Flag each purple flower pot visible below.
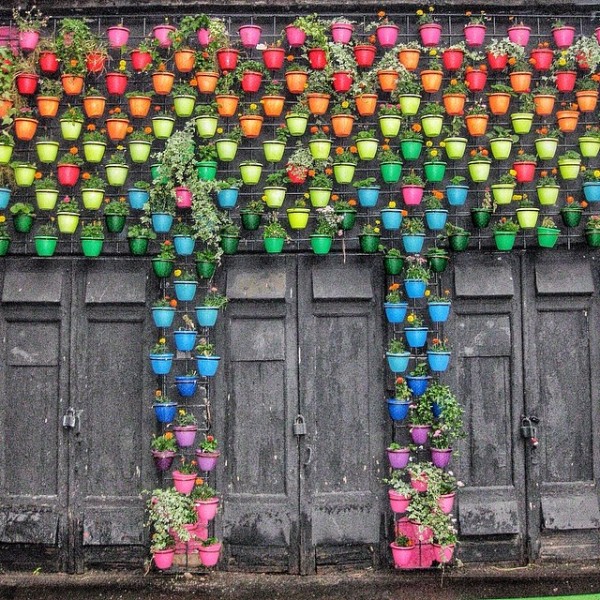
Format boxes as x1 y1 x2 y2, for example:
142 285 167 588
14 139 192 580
387 447 410 469
195 450 220 472
410 424 431 445
152 450 176 471
431 448 453 468
174 425 198 448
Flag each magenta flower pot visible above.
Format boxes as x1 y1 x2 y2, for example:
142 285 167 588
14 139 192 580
410 424 431 445
401 185 424 206
175 186 192 208
174 425 198 448
153 549 175 570
388 490 410 513
463 24 486 46
198 543 222 567
152 450 176 471
172 470 197 495
238 24 262 48
376 24 399 48
285 25 306 47
19 30 40 51
437 492 456 514
195 498 219 522
387 447 410 469
107 25 130 48
419 23 442 46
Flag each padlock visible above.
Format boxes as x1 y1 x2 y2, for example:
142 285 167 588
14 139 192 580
293 415 307 436
63 408 76 429
520 415 539 440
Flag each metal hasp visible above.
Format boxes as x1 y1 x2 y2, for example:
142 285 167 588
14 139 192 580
293 414 307 436
62 407 76 429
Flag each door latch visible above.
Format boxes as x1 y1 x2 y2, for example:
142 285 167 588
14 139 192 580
293 415 307 436
63 408 76 429
521 415 540 447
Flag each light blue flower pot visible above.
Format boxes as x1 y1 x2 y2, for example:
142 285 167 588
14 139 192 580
357 186 380 208
151 212 173 233
384 302 408 323
402 233 425 253
427 351 451 372
149 353 174 375
385 351 411 373
174 235 196 256
404 327 428 348
425 209 448 231
446 184 469 206
195 306 219 327
174 330 198 352
151 307 175 328
583 182 600 202
381 208 403 230
127 188 149 209
404 279 427 299
217 187 239 209
427 302 451 323
153 402 178 423
174 281 198 302
196 355 221 377
0 187 10 209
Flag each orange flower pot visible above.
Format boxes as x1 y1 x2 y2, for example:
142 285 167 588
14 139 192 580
330 114 356 138
285 70 308 94
556 110 580 133
420 70 443 93
260 96 285 117
0 98 13 118
575 90 599 113
83 95 106 119
14 117 39 141
174 49 196 73
377 69 399 92
239 115 264 138
61 74 85 96
509 71 532 93
307 93 330 115
36 95 60 118
355 94 378 116
533 94 556 116
487 92 511 115
105 118 130 141
152 71 175 95
195 71 219 94
128 95 152 118
442 93 466 116
216 94 240 117
398 49 420 71
465 114 489 137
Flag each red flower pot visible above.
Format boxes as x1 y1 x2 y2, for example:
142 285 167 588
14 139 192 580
241 71 263 93
465 69 487 92
552 26 575 49
39 51 59 73
308 48 327 70
262 47 285 70
105 72 128 95
555 70 577 92
216 48 239 71
130 49 153 72
513 161 536 183
15 73 39 95
530 48 553 71
354 44 376 68
487 52 507 71
442 49 464 70
332 70 353 92
287 164 308 184
57 164 81 186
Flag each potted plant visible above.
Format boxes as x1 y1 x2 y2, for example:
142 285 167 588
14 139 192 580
33 222 57 257
195 287 227 329
152 390 178 423
400 170 425 206
403 254 430 298
445 175 469 206
149 337 174 375
310 206 341 255
537 216 560 249
127 223 156 256
385 338 410 374
359 223 381 253
80 221 105 257
331 147 358 184
103 199 129 234
492 217 520 251
382 471 413 514
405 312 428 350
407 383 433 439
262 213 289 254
384 282 408 324
585 215 600 247
195 337 221 377
401 216 426 254
195 434 220 472
150 431 177 472
353 176 380 208
191 479 219 523
427 289 452 323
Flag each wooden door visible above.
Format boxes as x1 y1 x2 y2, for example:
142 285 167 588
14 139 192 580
218 255 385 573
0 258 152 572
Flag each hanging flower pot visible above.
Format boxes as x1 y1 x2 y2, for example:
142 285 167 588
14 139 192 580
239 115 264 138
127 95 152 118
239 161 263 185
172 48 195 73
446 184 469 206
489 137 513 161
419 23 442 46
82 141 106 164
388 490 410 514
376 24 399 48
557 157 581 180
465 114 489 137
380 161 402 183
263 186 286 208
467 160 491 183
423 161 446 183
309 234 332 255
129 48 152 72
57 211 80 234
262 140 286 163
332 70 353 92
551 25 576 48
398 94 421 116
105 117 129 142
15 73 39 95
330 21 353 43
491 184 515 205
384 301 408 323
579 136 600 161
354 44 376 67
385 351 411 373
420 115 443 138
57 163 81 187
443 137 467 160
18 29 39 51
14 117 38 141
536 185 560 206
152 116 176 140
510 112 534 135
556 109 580 133
402 233 425 254
555 71 577 93
215 139 239 163
377 69 398 92
197 161 218 181
420 69 443 93
357 186 380 208
537 225 560 248
509 71 532 93
494 231 518 251
286 207 310 230
464 23 486 46
216 48 240 71
530 48 553 71
262 47 285 70
534 137 558 160
152 23 176 47
127 140 151 164
306 93 330 116
238 23 262 48
285 113 309 137
487 51 508 71
398 49 420 71
61 74 84 96
39 51 59 74
427 350 451 372
575 90 598 113
513 160 537 183
12 163 36 187
399 139 422 161
405 326 428 349
425 209 448 231
516 207 540 229
152 71 175 95
285 70 309 94
82 95 106 119
195 71 219 94
332 162 356 184
308 187 331 207
81 188 105 210
34 235 57 257
533 94 556 117
378 115 402 138
428 301 451 323
442 93 466 116
308 139 332 160
507 25 531 46
105 72 128 96
442 48 464 70
35 140 59 164
196 355 221 377
241 70 263 93
487 92 511 115
401 185 424 206
330 114 355 138
583 181 600 202
105 164 129 187
465 68 487 92
34 95 59 118
35 188 59 210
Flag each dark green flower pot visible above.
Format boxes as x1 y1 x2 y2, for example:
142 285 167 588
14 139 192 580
105 214 127 233
310 234 332 255
152 258 174 278
81 238 104 257
448 232 470 251
585 230 600 247
471 208 492 228
560 208 582 228
359 233 381 253
128 237 149 256
220 234 239 255
0 237 9 256
240 211 261 231
196 260 217 279
34 236 57 257
427 255 449 273
336 209 356 231
384 255 404 275
13 214 34 233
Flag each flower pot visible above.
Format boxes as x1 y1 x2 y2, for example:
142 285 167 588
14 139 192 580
446 185 469 206
401 185 424 207
376 24 399 48
310 234 333 255
16 73 39 95
216 188 239 209
36 95 60 118
465 114 489 137
263 140 286 163
308 48 327 70
262 47 285 70
195 306 220 328
384 302 408 324
585 230 600 247
105 164 129 186
13 164 36 187
513 161 536 183
216 48 240 71
388 490 410 514
61 74 84 96
442 48 464 70
494 231 517 251
35 140 59 164
467 160 491 183
308 188 331 208
14 117 38 141
437 492 456 514
196 355 221 377
465 68 487 91
173 95 196 118
57 212 80 234
433 544 455 564
152 306 175 328
152 258 174 279
536 186 560 206
442 93 466 116
0 187 9 209
354 44 376 67
537 226 560 248
530 48 553 71
555 71 577 93
464 23 486 46
384 254 403 275
285 114 308 137
0 143 13 165
198 542 222 567
264 237 285 254
105 117 130 142
557 159 581 180
130 49 152 71
380 162 402 183
263 187 286 208
34 236 57 257
398 94 421 116
128 237 149 255
489 137 513 160
152 450 176 472
153 402 177 424
13 213 34 233
83 141 106 164
172 470 197 495
404 278 426 298
287 207 310 230
579 136 600 158
428 302 451 323
509 71 532 93
431 447 453 468
195 71 219 94
420 69 443 93
428 254 448 273
355 138 378 160
107 25 130 48
387 445 410 467
149 353 174 376
195 496 219 522
332 70 353 92
336 209 356 231
420 115 443 138
174 281 198 302
409 423 431 444
197 161 218 181
556 109 579 132
405 327 428 348
443 137 467 160
425 209 448 231
174 425 198 448
81 238 103 257
174 330 197 353
220 235 239 255
332 163 356 185
399 139 423 161
357 186 380 208
385 352 410 373
128 141 152 163
39 51 59 74
151 212 173 234
381 209 403 230
419 22 442 46
330 114 355 138
285 71 309 94
239 24 262 47
175 375 198 398
57 164 80 187
239 115 264 138
427 351 451 372
153 549 175 570
576 90 598 113
390 542 417 568
196 259 218 278
423 161 446 183
128 188 149 210
359 234 380 253
508 25 531 46
471 207 492 229
81 188 105 210
491 184 515 205
378 115 401 138
487 92 511 115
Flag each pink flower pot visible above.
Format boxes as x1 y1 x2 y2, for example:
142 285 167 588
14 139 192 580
175 186 192 208
433 543 455 564
464 24 486 47
153 548 175 570
507 25 531 46
171 523 197 554
285 25 306 47
376 24 399 48
410 475 428 493
195 450 220 472
331 23 353 43
107 25 130 48
195 498 219 522
401 185 424 206
198 542 222 567
437 492 456 514
390 542 416 568
238 24 262 48
19 30 40 51
552 26 575 49
388 489 410 513
419 23 442 46
174 425 198 448
153 24 176 48
197 28 211 45
172 470 197 495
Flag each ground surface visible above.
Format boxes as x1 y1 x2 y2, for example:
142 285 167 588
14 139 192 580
1 563 600 600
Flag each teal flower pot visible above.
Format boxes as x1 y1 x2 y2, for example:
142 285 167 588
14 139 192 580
217 188 239 209
196 355 221 377
357 186 380 208
173 235 195 256
446 185 469 206
151 212 173 233
174 330 198 352
427 351 451 372
402 233 425 254
404 279 427 299
127 188 149 209
381 209 403 230
152 307 175 328
386 352 411 373
150 353 174 375
384 302 408 323
425 209 448 231
427 302 451 323
195 306 219 327
174 281 198 302
405 327 428 348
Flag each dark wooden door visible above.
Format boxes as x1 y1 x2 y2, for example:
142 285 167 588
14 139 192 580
218 255 385 573
0 258 152 572
448 250 600 564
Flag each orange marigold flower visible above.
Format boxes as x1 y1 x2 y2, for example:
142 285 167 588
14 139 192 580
196 477 204 485
465 65 473 73
157 63 166 72
401 209 408 217
581 200 588 208
126 126 133 133
169 298 177 307
389 283 400 291
349 145 357 153
144 126 152 134
189 79 197 86
108 108 115 115
70 59 78 67
87 123 96 131
164 432 174 440
481 148 488 156
465 10 472 16
433 190 443 200
368 34 376 43
322 125 330 133
411 123 422 132
154 105 161 112
308 169 315 177
310 126 318 134
155 389 162 397
69 146 78 155
382 144 390 151
508 57 516 66
378 10 386 17
566 195 574 204
551 168 557 174
331 194 339 201
470 149 477 156
286 54 294 61
480 65 487 72
335 146 344 155
34 171 42 179
396 376 404 383
348 198 357 206
325 167 333 175
114 107 121 114
450 78 458 86
82 172 91 180
518 148 524 155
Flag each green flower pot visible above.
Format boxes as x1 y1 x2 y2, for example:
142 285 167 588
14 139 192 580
535 137 558 161
470 208 492 228
0 237 10 256
0 143 14 165
308 187 331 208
81 189 105 210
560 207 582 228
585 230 600 247
105 164 129 187
239 162 263 185
448 232 470 251
35 189 59 211
558 160 581 180
398 94 421 116
173 95 196 118
399 139 423 161
152 117 176 139
494 231 517 251
13 214 34 233
81 237 104 257
332 163 356 185
34 236 57 257
287 208 310 230
310 234 333 255
510 112 534 135
285 114 308 137
57 212 80 234
13 165 36 187
355 138 378 160
308 139 332 160
380 161 402 183
443 137 467 160
194 115 218 139
516 208 540 229
105 214 126 233
262 141 286 163
82 141 106 164
196 260 217 279
197 161 218 181
240 211 262 231
578 136 600 158
384 255 404 275
36 140 59 163
263 186 286 209
378 115 401 137
220 234 240 255
60 119 83 141
128 141 152 163
427 254 448 273
536 185 560 206
537 226 560 248
420 115 443 138
128 237 149 255
152 258 174 278
215 139 238 162
264 237 285 253
335 209 356 231
423 161 446 183
359 233 380 253
491 184 515 205
468 160 491 183
489 137 513 161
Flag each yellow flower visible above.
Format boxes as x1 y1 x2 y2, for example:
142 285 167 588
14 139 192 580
439 141 446 148
217 127 223 134
250 103 257 110
174 269 182 277
407 314 414 323
304 192 309 198
389 201 397 208
594 170 600 177
429 49 437 56
430 149 438 157
375 219 380 225
119 59 126 70
416 9 424 15
373 227 380 233
512 194 522 201
425 140 433 147
159 337 166 344
424 289 431 297
0 215 5 223
558 57 567 66
509 169 517 177
341 100 349 108
178 409 185 415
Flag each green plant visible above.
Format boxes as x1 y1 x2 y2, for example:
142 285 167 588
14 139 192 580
103 199 130 216
191 481 218 501
382 471 413 497
420 102 445 116
401 217 425 235
263 214 289 240
423 193 443 210
401 170 424 186
82 130 107 143
265 170 289 187
332 147 358 164
172 221 194 236
387 338 407 355
428 289 452 303
241 198 265 214
377 146 402 163
106 150 127 165
12 5 49 31
406 311 424 328
127 224 157 239
408 395 434 426
58 152 84 166
175 408 197 427
33 176 58 191
404 254 430 281
81 221 104 238
378 103 402 117
80 173 107 190
424 383 465 449
386 282 403 303
394 375 411 400
495 172 516 186
174 267 196 282
195 338 215 357
310 171 333 189
128 129 154 143
155 240 176 260
313 205 341 236
145 487 195 551
393 534 414 547
151 432 177 453
536 173 558 187
585 215 600 230
540 216 557 229
151 337 170 354
145 182 176 216
199 433 218 453
353 176 377 188
558 150 581 162
492 217 520 233
56 195 80 214
582 167 600 183
203 287 228 308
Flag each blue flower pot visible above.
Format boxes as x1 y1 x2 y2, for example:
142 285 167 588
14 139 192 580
425 209 448 231
431 401 442 419
0 187 10 209
386 352 411 373
174 330 198 352
406 375 430 396
380 209 403 230
151 212 174 233
384 302 408 323
149 353 174 375
404 279 427 299
402 233 425 253
357 186 380 208
583 182 600 202
174 235 196 256
427 302 451 323
153 402 178 423
217 187 239 209
174 281 198 302
446 184 469 206
387 399 411 421
175 376 198 398
196 355 221 377
427 351 451 372
152 307 175 328
195 306 219 327
404 327 428 348
127 188 149 209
